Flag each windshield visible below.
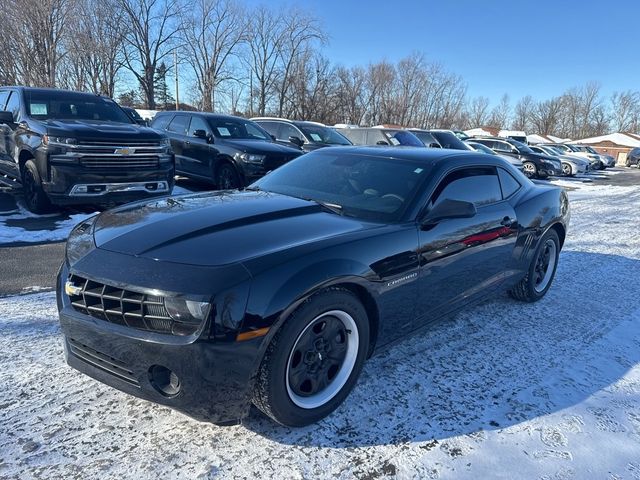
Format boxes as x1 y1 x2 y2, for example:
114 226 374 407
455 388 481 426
299 124 352 145
412 131 440 147
208 117 271 141
251 151 430 222
384 130 425 147
467 142 496 155
584 146 598 154
25 91 133 123
507 139 534 154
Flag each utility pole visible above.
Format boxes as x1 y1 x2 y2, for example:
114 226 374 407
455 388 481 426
174 50 179 110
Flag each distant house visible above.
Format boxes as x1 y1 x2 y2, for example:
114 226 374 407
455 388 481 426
527 134 572 144
572 132 640 164
465 127 499 137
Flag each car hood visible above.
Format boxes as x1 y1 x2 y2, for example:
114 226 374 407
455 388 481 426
44 119 165 141
93 191 376 266
220 139 302 155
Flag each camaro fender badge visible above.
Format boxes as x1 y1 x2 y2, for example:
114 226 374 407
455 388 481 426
386 272 418 288
65 281 82 296
115 147 134 155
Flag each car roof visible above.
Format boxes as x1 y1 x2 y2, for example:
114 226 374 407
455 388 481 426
0 86 110 98
250 116 326 127
156 111 255 121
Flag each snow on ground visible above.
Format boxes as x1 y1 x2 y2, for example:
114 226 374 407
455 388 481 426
0 201 94 244
1 179 640 479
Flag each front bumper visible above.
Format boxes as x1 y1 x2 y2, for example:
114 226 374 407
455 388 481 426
56 259 260 425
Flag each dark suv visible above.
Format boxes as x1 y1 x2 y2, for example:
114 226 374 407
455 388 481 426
334 127 425 147
471 137 562 179
626 147 640 168
0 87 174 213
152 112 301 189
251 117 352 152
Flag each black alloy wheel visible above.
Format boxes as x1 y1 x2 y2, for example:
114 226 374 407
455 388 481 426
510 229 560 302
216 163 241 190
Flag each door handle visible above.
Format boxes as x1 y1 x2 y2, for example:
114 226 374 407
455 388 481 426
185 140 191 145
501 216 516 227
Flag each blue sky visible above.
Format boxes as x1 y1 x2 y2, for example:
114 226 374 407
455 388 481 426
247 0 638 106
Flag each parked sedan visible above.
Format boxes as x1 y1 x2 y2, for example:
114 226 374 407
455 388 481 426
151 112 301 189
544 143 603 170
529 145 589 176
58 146 569 427
626 147 640 167
466 140 524 170
472 137 562 179
570 144 615 168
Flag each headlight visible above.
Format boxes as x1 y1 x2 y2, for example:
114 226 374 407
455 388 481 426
66 214 98 265
164 297 210 324
236 153 266 164
43 135 78 147
159 137 171 147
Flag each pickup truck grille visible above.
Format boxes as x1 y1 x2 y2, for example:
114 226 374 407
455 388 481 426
72 141 165 169
66 274 191 335
80 156 159 169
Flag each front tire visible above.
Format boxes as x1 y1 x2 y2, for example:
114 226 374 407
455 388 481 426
510 229 560 302
215 163 241 190
22 160 52 213
562 163 573 177
523 161 537 178
253 288 370 427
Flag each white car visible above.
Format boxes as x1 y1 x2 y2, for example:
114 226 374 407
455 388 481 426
465 141 524 170
530 145 589 176
541 144 603 170
570 144 616 168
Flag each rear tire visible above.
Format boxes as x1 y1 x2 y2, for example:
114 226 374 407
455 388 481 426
562 163 573 176
510 229 560 302
22 160 52 214
253 288 370 427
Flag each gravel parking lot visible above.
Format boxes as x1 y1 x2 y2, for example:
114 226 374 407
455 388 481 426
1 170 640 479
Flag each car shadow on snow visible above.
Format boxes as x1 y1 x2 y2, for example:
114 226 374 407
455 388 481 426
242 251 640 448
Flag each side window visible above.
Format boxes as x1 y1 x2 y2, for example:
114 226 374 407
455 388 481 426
493 141 512 153
278 123 303 142
0 91 9 111
5 92 22 122
257 121 278 137
188 115 210 136
432 167 502 207
340 129 365 145
497 167 521 198
371 130 390 145
167 114 189 135
151 114 171 131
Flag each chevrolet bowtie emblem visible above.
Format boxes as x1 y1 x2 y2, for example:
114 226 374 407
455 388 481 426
114 147 134 155
65 281 82 296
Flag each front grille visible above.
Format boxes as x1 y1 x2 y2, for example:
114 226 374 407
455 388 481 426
67 274 179 334
264 154 297 170
68 338 140 387
80 156 159 169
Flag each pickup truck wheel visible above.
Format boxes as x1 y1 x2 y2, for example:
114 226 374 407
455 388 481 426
216 163 240 190
253 288 369 427
509 229 560 302
22 160 52 214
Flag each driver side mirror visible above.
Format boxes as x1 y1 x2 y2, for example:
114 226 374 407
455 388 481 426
0 111 14 124
428 142 441 148
421 199 477 226
194 129 213 143
376 140 389 145
288 135 304 147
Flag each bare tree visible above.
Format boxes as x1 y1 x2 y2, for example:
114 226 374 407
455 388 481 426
467 96 490 127
118 0 181 109
512 95 534 131
275 8 324 117
180 0 245 111
531 97 564 135
610 90 640 133
488 94 510 129
244 6 286 116
334 65 368 125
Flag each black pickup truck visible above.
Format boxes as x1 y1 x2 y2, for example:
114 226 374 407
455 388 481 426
0 87 175 213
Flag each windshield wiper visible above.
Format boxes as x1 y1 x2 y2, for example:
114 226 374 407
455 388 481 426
311 199 344 216
244 185 262 191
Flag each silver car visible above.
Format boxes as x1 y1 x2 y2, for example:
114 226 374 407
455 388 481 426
530 145 589 176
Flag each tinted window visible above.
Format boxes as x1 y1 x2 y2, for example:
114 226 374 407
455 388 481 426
367 130 388 145
151 114 172 131
298 124 351 145
167 115 189 135
256 121 279 137
209 117 270 140
430 131 471 150
498 168 521 198
493 141 513 153
0 91 9 111
412 131 439 147
188 115 211 136
278 123 303 142
338 129 366 145
252 151 430 222
384 130 424 147
24 91 130 123
432 167 502 207
5 92 21 122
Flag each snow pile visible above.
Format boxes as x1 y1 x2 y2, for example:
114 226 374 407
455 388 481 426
1 181 640 479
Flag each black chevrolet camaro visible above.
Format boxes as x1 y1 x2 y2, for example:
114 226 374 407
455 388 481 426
57 146 570 427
